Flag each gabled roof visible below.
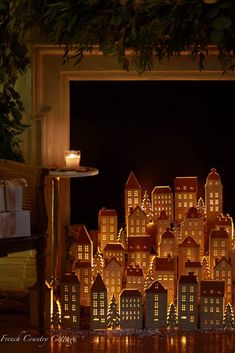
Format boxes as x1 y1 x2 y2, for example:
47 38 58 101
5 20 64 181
146 280 167 294
210 228 228 239
152 186 172 194
207 168 221 180
103 256 122 269
69 224 92 244
103 243 124 251
125 171 141 189
120 289 142 298
214 256 232 269
179 272 198 284
179 236 199 248
91 273 107 292
201 280 224 297
129 205 146 218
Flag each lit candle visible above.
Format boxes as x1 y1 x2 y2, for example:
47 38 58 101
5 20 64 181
64 150 81 169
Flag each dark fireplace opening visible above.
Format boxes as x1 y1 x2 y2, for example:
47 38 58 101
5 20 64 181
70 80 234 230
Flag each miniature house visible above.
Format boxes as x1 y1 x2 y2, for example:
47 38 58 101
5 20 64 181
200 280 225 330
60 272 80 328
120 289 143 329
213 257 232 305
98 208 118 252
103 257 122 306
73 261 92 307
90 273 107 329
174 176 198 224
153 255 176 305
124 171 142 226
151 186 174 223
127 206 147 237
180 207 204 256
126 265 144 295
178 236 200 278
127 235 151 276
159 228 177 258
103 243 125 268
209 228 229 274
177 272 198 331
145 280 167 329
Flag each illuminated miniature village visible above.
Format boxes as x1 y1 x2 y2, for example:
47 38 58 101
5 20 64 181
39 168 235 331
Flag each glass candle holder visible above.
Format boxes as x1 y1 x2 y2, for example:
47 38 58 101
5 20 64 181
64 150 81 169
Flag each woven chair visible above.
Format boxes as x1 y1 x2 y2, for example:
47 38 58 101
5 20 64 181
0 159 49 333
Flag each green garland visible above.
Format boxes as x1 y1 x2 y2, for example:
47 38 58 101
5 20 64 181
38 0 235 72
0 0 235 160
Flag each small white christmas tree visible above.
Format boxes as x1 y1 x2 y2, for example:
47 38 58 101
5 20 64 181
107 295 120 329
141 190 153 223
92 247 104 279
117 227 127 250
197 197 206 219
201 256 210 280
167 302 177 329
224 303 235 329
144 269 154 291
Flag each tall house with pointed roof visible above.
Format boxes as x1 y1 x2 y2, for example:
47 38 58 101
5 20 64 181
60 272 80 328
205 168 223 222
178 272 198 331
152 256 176 305
181 207 205 257
178 236 200 278
98 208 118 253
90 273 107 329
159 228 177 258
145 280 167 329
209 228 229 274
213 257 232 305
174 176 198 224
127 206 147 237
103 257 122 306
200 280 225 329
205 168 223 249
184 260 202 298
120 289 143 329
69 224 93 263
125 172 142 227
151 186 174 223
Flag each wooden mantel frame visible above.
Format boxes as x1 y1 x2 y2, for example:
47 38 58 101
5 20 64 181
32 44 235 166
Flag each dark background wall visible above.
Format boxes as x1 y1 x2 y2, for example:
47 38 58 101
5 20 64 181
70 80 234 230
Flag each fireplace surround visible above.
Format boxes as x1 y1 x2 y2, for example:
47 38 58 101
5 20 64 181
32 45 235 167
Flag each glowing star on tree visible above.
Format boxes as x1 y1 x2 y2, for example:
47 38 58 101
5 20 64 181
141 190 153 223
107 295 120 329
